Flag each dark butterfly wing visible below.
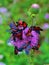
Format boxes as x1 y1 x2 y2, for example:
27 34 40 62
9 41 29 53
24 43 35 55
9 22 17 30
34 27 43 31
35 30 40 34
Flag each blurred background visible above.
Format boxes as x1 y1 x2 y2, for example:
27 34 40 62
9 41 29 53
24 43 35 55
0 0 49 65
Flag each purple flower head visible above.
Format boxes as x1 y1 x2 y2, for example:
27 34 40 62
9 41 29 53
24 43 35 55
0 7 7 13
0 62 6 65
31 4 40 9
42 23 49 29
45 13 49 19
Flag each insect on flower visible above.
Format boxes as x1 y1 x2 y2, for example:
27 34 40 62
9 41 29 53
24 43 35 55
8 19 43 55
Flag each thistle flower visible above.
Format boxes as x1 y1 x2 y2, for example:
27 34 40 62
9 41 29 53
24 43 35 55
31 4 40 9
45 13 49 19
30 3 40 14
9 21 42 55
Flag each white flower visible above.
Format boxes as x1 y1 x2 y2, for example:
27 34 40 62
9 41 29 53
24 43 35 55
18 52 22 54
18 50 25 55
